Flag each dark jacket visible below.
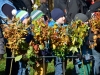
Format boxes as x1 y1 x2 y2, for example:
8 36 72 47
95 38 100 53
10 0 32 14
66 0 81 22
38 3 51 18
54 0 67 12
88 28 100 53
86 1 100 19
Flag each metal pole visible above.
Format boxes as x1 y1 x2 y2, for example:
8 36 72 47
63 60 65 75
43 56 46 75
6 57 15 59
6 55 78 58
6 55 93 58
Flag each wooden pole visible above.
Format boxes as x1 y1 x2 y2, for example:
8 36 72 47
43 56 46 75
9 50 14 75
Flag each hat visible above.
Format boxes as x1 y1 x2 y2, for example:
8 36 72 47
30 10 44 21
12 9 29 22
51 8 65 21
74 13 88 22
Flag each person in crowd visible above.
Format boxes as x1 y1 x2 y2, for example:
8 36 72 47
0 0 17 75
30 9 52 75
86 0 100 19
91 35 100 75
86 3 100 74
73 13 92 75
87 0 100 75
51 8 66 75
1 6 31 74
11 9 32 75
88 22 100 75
88 27 100 75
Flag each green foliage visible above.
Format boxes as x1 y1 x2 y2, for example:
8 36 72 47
2 17 89 71
26 46 34 59
15 55 22 62
67 20 89 53
31 20 89 57
69 46 78 53
18 39 29 51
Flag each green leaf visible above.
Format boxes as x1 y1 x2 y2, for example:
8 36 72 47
29 46 33 51
26 54 30 59
39 44 44 50
27 50 32 54
69 46 78 53
15 55 22 62
27 48 33 55
27 60 35 66
72 36 77 45
26 46 33 59
77 38 83 46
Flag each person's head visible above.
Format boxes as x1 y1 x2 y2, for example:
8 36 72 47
30 10 45 22
12 9 30 24
51 8 65 24
74 13 89 22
